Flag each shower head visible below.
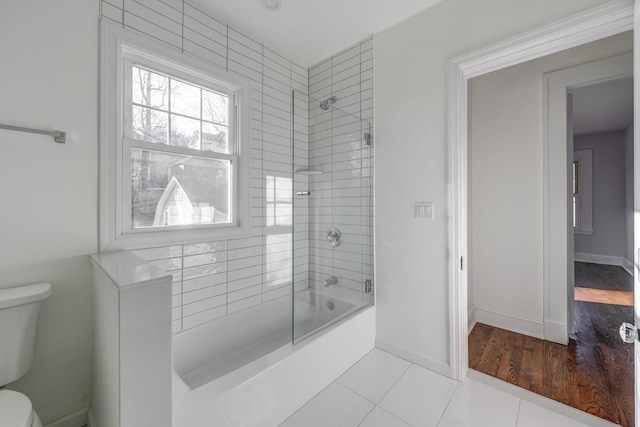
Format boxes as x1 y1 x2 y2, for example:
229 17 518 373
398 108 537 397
319 96 337 110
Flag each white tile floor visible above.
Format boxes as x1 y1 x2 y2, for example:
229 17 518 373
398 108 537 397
280 349 619 427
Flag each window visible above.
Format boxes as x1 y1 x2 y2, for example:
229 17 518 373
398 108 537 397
101 23 250 249
573 149 593 235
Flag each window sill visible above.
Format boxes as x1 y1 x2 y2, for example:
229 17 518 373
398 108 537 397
103 224 250 251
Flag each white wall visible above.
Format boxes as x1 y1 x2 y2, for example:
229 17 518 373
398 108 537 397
466 34 631 337
625 123 634 266
374 0 620 371
574 131 628 259
0 0 98 423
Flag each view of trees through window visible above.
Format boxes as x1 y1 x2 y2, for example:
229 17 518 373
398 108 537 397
129 67 232 228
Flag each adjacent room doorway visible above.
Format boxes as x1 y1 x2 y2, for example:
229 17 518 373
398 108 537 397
447 2 638 426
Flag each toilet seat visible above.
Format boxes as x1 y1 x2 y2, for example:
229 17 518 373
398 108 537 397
0 389 35 427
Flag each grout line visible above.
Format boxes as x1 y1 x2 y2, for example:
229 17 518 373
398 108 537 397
435 379 462 427
375 360 412 405
355 405 376 426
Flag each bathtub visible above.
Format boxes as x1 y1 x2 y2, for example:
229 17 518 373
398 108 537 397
172 288 371 422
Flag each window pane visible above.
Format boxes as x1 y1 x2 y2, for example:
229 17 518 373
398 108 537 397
275 177 292 202
132 67 169 109
170 80 201 118
202 122 228 153
131 148 230 228
170 114 200 149
203 90 229 125
265 175 292 227
275 203 292 226
132 105 168 143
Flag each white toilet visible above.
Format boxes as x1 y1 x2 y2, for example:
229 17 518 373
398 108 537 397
0 283 52 427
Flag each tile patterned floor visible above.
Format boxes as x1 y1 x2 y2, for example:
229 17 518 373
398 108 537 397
280 348 619 427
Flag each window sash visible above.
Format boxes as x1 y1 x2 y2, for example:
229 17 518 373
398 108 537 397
124 58 237 155
122 137 238 233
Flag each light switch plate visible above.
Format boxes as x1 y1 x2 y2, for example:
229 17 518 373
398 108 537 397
415 202 434 219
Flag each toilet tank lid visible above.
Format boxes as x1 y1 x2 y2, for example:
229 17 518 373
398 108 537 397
0 283 52 310
0 390 34 427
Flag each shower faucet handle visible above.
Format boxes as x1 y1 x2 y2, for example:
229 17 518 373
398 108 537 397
327 227 342 247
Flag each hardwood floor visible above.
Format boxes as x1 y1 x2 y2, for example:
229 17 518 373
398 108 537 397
469 263 634 426
574 287 633 306
575 262 633 292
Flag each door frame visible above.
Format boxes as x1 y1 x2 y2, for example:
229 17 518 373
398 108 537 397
545 53 633 343
447 0 634 381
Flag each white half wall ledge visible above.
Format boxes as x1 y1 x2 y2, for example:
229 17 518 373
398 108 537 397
90 251 173 427
447 0 634 381
375 338 451 378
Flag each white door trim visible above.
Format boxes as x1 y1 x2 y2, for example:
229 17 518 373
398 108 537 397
544 53 632 345
447 0 633 381
633 4 640 427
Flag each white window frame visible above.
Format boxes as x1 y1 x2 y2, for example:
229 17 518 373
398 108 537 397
573 148 593 235
100 22 250 250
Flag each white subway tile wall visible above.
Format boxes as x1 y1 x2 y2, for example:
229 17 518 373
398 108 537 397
101 0 373 333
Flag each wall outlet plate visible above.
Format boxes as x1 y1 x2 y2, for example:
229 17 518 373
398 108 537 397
415 202 434 219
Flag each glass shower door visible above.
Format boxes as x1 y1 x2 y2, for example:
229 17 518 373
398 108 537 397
292 90 373 343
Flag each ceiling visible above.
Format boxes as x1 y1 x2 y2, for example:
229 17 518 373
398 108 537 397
189 0 443 67
572 77 633 135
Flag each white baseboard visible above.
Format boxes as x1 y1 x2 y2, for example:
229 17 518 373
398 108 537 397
473 306 544 339
44 407 88 427
468 307 477 332
375 338 451 378
574 252 624 267
574 253 634 277
87 409 97 427
622 257 634 276
543 320 568 345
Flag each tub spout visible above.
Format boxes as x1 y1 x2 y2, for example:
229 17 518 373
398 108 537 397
324 276 338 287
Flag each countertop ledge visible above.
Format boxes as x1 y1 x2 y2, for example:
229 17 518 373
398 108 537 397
90 250 171 289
